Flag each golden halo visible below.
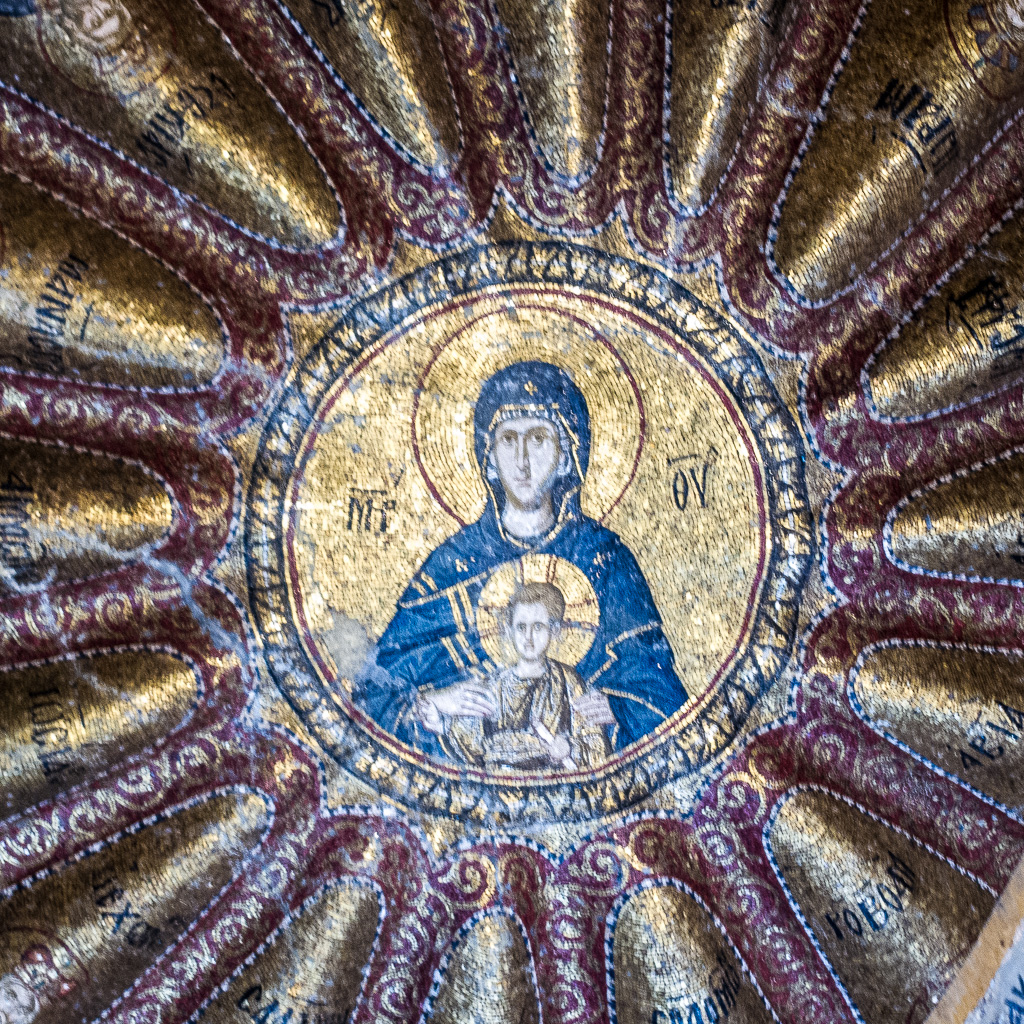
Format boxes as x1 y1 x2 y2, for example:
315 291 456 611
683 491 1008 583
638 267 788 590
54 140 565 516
413 301 643 525
477 554 600 668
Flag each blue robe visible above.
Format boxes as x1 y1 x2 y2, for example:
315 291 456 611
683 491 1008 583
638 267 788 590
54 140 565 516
358 502 688 756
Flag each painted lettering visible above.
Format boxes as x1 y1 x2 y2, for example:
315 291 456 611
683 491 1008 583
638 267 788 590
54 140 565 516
346 489 395 534
821 850 918 942
873 78 960 177
136 72 236 175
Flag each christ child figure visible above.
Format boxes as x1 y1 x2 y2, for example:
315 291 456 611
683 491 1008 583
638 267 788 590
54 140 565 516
440 581 612 771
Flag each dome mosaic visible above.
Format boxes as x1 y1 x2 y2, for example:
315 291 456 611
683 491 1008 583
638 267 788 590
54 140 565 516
0 0 1022 1022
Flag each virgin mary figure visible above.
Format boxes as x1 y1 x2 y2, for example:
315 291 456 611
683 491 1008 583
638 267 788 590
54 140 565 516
355 360 688 762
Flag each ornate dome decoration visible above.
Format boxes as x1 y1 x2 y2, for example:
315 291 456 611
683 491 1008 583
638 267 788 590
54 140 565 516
0 0 1022 1022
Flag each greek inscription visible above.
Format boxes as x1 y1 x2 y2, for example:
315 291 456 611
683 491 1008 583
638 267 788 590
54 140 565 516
237 983 351 1024
0 472 34 574
669 449 717 512
650 951 743 1024
946 273 1024 388
27 684 76 785
346 488 395 534
91 869 176 953
872 78 960 177
24 254 89 374
822 850 916 942
136 72 236 175
956 700 1023 773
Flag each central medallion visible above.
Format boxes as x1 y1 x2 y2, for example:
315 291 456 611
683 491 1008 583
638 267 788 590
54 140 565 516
246 243 812 824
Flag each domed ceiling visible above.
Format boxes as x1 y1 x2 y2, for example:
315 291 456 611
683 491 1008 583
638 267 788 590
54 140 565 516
0 0 1023 1022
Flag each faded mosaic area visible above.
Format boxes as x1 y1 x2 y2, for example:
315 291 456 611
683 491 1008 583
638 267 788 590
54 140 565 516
0 1 1022 1023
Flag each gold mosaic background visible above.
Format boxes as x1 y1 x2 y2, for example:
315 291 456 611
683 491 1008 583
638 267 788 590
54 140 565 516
0 0 1022 1022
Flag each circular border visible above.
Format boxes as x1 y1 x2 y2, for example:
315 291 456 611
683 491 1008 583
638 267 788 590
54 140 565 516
284 287 771 780
245 242 813 825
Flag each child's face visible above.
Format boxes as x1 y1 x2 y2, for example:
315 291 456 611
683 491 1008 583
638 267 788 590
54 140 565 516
510 601 556 662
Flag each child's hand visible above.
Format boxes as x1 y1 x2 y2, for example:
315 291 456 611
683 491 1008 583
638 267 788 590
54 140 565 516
532 720 573 766
573 691 615 726
545 734 571 763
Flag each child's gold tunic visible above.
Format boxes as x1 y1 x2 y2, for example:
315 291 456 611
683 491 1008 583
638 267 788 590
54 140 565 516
443 660 611 771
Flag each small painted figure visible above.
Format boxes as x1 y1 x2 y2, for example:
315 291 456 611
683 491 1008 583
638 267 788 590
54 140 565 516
433 581 612 771
58 0 135 53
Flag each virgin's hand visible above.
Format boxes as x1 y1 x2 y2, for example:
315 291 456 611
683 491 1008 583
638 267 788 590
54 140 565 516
415 697 444 734
573 691 616 727
426 681 496 719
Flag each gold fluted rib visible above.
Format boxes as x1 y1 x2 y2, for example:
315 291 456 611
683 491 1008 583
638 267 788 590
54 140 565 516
0 791 269 1024
0 651 197 818
285 0 459 169
773 0 1024 301
868 210 1024 418
769 790 993 1024
0 174 223 388
612 883 773 1024
201 882 379 1022
0 0 339 246
668 0 790 213
889 452 1024 580
493 0 609 180
0 438 172 590
855 644 1024 810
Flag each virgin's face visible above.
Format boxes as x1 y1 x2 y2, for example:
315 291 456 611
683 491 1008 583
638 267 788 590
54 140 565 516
492 416 561 510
